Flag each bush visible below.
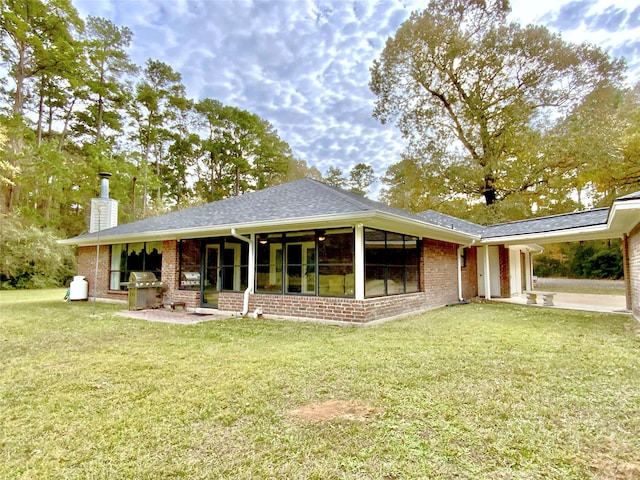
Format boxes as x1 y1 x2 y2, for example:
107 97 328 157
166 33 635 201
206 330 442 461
533 240 623 280
0 215 76 289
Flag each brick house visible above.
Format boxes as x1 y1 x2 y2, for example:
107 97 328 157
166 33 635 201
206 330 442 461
62 179 640 324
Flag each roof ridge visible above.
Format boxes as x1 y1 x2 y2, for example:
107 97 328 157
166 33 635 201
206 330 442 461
306 178 381 211
421 209 484 227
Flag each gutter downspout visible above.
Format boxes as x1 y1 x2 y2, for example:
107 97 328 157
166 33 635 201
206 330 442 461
231 228 253 316
529 248 544 290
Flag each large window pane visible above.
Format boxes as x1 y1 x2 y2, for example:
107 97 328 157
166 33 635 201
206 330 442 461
365 229 420 298
109 242 163 290
179 239 201 291
285 231 315 294
256 234 283 293
318 228 354 297
222 239 248 292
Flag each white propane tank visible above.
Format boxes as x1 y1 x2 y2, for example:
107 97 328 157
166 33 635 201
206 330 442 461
69 275 89 301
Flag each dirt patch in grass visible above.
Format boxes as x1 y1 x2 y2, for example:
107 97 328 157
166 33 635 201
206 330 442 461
588 456 640 479
289 400 384 423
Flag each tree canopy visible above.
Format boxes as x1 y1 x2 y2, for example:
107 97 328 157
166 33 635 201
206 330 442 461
0 0 319 239
371 0 631 223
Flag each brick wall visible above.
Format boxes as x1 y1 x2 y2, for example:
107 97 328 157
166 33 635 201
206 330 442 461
628 225 640 320
77 245 111 298
499 245 510 298
219 291 437 324
75 234 472 322
422 238 461 307
461 246 478 299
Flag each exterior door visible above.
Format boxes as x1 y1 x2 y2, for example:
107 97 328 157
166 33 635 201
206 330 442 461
478 246 501 297
285 242 315 294
202 243 220 307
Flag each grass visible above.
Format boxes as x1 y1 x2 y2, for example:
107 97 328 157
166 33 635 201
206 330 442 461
1 290 639 479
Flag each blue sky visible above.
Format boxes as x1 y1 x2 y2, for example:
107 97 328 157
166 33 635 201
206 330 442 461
73 0 640 195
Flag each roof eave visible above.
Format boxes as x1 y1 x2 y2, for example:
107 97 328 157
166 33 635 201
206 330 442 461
480 224 612 245
60 210 480 247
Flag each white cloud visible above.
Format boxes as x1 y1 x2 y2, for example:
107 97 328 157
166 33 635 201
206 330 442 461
73 0 639 198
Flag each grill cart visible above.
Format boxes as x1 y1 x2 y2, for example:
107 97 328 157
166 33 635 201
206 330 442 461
126 271 164 310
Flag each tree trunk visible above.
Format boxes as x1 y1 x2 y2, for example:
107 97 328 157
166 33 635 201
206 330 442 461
58 97 77 152
482 174 496 205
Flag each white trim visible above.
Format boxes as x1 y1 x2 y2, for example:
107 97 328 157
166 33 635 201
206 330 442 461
354 224 365 300
60 210 480 247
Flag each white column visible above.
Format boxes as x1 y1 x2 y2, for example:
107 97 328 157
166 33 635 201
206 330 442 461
484 245 492 300
248 233 255 293
355 224 365 300
524 251 532 291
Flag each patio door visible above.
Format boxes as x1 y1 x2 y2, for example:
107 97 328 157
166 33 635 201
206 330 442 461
202 243 220 307
285 242 315 294
478 246 501 297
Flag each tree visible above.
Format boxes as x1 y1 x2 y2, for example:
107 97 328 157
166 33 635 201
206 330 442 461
193 98 293 202
324 166 346 188
130 59 186 216
0 0 83 210
370 0 625 217
0 213 76 288
75 16 137 144
348 163 375 196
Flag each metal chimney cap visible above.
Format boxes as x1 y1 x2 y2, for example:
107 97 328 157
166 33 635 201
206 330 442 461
98 172 112 178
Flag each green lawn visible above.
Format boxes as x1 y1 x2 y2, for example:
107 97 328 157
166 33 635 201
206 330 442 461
1 291 639 479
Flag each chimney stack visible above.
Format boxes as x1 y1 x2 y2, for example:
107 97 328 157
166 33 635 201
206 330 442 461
99 172 111 198
89 172 118 233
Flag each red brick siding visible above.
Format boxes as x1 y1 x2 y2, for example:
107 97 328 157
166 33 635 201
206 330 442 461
422 239 460 307
220 291 434 324
629 224 640 320
77 245 110 297
75 234 474 322
461 246 478 299
499 245 510 298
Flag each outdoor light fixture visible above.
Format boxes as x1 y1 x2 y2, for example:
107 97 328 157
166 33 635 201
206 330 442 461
317 230 326 242
258 234 268 245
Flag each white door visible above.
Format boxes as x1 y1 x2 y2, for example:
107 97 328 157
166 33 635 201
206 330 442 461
478 246 501 297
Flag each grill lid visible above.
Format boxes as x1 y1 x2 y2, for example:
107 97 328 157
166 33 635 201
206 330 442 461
127 271 163 287
129 271 158 283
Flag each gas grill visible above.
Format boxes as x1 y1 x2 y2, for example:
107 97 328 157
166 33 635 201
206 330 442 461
125 271 164 310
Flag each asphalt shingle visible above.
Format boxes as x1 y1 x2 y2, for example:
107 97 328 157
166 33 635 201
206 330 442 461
481 208 610 238
70 178 428 241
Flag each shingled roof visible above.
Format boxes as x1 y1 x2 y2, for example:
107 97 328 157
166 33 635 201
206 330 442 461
481 208 610 239
64 181 640 246
66 178 440 243
417 210 485 236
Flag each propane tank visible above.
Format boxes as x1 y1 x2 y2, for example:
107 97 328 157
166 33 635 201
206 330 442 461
69 275 89 301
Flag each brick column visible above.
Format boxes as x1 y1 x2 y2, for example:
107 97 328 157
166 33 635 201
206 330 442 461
622 234 632 311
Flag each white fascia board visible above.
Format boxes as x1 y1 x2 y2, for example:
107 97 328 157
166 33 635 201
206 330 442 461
60 212 380 247
608 199 640 235
366 212 480 244
505 243 544 253
61 210 480 247
480 223 612 246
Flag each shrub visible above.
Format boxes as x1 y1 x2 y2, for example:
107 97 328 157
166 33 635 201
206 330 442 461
0 215 76 289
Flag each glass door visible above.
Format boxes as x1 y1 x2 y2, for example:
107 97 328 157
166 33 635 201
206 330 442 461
202 243 220 307
285 242 315 294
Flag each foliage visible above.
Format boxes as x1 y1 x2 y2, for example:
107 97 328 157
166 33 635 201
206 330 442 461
533 240 623 279
0 214 76 288
348 163 376 196
323 166 347 188
0 0 314 238
323 163 376 197
1 298 638 478
371 0 628 222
